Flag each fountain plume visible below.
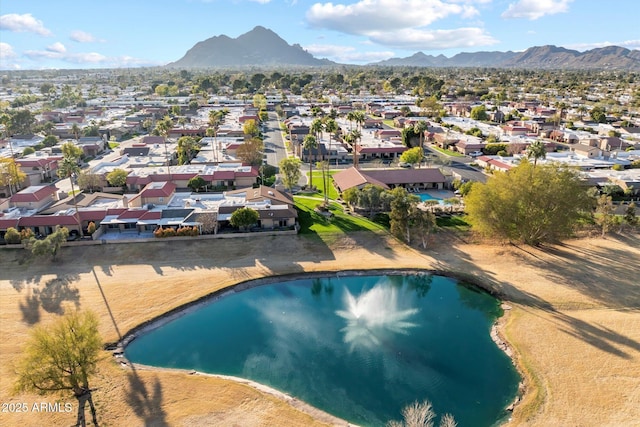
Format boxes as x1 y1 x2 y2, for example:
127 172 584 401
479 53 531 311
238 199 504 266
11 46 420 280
336 284 419 351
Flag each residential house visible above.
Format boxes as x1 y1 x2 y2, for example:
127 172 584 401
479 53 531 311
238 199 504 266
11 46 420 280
501 124 529 137
238 115 259 124
571 144 602 159
474 156 513 172
301 144 329 163
15 156 60 187
167 127 206 139
363 118 383 129
333 167 446 193
137 181 177 207
9 185 58 211
18 213 82 237
77 136 105 157
356 143 406 162
374 129 402 140
455 140 486 155
141 136 166 145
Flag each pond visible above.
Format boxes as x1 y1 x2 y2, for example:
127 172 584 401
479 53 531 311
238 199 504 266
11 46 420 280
125 273 520 426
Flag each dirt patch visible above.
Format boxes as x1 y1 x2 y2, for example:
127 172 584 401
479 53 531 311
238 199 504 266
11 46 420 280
0 231 638 426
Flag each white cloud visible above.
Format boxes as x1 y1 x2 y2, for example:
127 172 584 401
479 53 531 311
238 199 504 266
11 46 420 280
0 13 52 36
70 30 98 43
369 27 499 50
23 45 160 68
47 42 66 54
306 0 476 35
304 43 395 62
501 0 573 20
0 42 16 59
306 0 499 52
565 40 640 52
24 49 63 60
111 56 166 67
64 52 108 64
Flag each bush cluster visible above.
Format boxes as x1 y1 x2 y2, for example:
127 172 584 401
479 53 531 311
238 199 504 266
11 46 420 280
153 226 199 238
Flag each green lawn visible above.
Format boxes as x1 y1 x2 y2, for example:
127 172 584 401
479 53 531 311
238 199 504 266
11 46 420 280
436 214 471 231
308 170 340 200
108 142 120 149
383 119 398 128
294 196 388 235
430 146 465 157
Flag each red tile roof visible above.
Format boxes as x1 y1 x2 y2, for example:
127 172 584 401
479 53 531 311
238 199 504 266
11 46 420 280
10 185 57 203
106 208 128 215
0 218 20 230
78 210 107 221
141 136 165 145
117 209 149 219
140 181 176 198
19 214 79 227
16 158 60 168
332 167 389 192
333 167 445 192
488 159 512 170
358 146 407 154
140 211 162 220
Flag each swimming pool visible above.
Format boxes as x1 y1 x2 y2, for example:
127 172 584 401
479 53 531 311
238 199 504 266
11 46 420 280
417 192 443 203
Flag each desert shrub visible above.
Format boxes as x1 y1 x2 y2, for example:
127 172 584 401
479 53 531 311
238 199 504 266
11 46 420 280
4 227 21 244
20 228 34 241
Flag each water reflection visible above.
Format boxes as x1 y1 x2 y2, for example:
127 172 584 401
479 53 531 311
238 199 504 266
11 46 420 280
336 284 419 351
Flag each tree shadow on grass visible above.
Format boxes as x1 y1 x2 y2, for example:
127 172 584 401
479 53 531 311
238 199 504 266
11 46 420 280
18 273 81 325
125 366 168 427
427 234 640 359
534 233 640 309
19 292 41 324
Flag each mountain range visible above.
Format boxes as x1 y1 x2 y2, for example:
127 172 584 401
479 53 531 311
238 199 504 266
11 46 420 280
374 45 640 70
168 26 640 70
168 26 333 68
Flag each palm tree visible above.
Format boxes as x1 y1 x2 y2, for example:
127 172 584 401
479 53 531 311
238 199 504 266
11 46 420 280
208 110 224 163
350 129 362 169
303 134 318 189
71 123 81 141
57 155 82 231
353 111 366 131
316 160 329 206
577 105 587 121
155 116 173 174
526 139 546 167
346 111 356 131
413 121 428 167
310 118 324 142
324 118 338 166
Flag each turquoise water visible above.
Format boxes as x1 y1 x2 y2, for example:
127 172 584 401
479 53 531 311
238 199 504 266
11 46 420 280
125 274 520 427
418 193 443 202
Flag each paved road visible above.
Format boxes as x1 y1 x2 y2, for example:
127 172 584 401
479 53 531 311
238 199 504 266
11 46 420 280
262 113 288 170
424 144 487 183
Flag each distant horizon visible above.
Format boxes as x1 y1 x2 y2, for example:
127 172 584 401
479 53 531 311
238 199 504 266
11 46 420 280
2 0 639 70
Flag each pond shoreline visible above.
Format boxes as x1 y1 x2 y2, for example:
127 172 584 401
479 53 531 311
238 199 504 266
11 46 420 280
114 268 523 425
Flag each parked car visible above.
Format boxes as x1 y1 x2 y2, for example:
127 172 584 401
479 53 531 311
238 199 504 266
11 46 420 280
469 151 483 157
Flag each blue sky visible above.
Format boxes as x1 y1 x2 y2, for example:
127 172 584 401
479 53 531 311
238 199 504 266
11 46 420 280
1 0 639 70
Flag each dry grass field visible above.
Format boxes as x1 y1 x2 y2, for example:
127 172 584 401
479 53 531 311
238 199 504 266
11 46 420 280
0 230 639 427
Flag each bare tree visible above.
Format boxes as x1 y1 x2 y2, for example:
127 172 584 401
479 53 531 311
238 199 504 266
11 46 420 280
387 399 456 427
